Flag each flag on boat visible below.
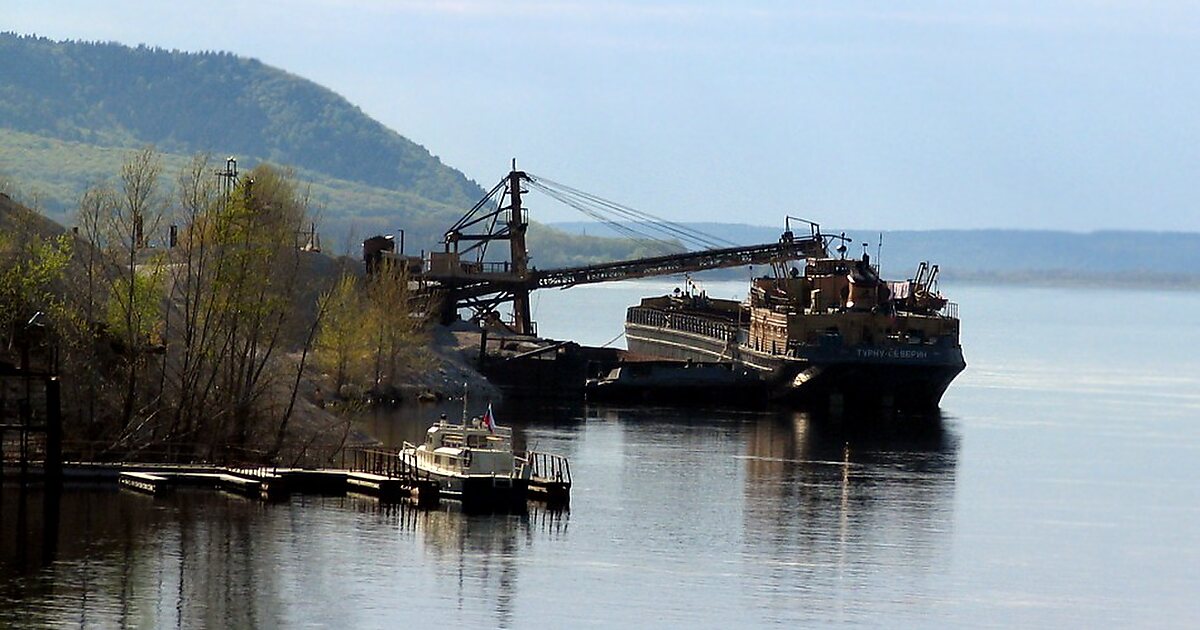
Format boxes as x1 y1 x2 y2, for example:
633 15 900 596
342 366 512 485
483 403 496 433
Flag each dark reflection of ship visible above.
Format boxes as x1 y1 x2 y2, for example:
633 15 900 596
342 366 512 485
739 411 959 623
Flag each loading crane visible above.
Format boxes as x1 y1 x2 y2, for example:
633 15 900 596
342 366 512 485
366 166 830 335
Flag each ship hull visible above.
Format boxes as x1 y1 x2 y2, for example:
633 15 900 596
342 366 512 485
627 322 965 411
421 468 530 511
585 360 769 405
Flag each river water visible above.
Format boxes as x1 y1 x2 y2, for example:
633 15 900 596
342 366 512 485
3 281 1199 628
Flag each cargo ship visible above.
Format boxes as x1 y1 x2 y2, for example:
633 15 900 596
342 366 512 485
622 234 965 411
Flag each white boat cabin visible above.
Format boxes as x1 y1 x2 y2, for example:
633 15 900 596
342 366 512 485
413 419 520 477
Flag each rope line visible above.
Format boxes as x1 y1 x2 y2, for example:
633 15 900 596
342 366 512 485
525 173 739 252
598 330 626 348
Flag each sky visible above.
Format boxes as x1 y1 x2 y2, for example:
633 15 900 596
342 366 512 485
5 1 1200 231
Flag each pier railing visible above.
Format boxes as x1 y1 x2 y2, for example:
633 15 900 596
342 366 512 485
627 307 738 341
343 445 428 481
520 450 571 485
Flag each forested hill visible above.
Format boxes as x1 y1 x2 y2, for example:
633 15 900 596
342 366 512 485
0 33 481 208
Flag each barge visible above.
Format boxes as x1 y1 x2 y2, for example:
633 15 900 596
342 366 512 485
624 232 965 411
585 359 768 405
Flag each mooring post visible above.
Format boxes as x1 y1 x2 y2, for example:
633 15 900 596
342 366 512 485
19 333 30 481
44 376 62 485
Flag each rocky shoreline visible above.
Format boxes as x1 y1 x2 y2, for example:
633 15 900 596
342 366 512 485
288 324 498 456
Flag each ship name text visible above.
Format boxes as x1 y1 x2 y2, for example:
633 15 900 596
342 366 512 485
855 348 930 360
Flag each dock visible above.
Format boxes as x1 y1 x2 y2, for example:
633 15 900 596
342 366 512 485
523 450 572 504
69 447 568 509
106 463 435 504
118 471 173 495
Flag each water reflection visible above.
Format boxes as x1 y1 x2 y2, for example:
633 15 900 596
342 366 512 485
740 412 959 623
1 484 571 628
342 495 569 628
2 486 295 628
3 404 955 628
0 484 61 575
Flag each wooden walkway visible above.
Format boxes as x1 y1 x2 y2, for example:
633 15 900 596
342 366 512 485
107 464 442 505
81 447 573 509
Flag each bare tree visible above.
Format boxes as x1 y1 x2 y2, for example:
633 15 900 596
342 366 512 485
158 162 317 458
107 147 165 432
70 184 119 429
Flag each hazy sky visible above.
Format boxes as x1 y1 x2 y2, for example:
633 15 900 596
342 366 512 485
6 1 1199 230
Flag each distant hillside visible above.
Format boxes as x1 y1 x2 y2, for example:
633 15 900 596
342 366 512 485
0 33 479 207
0 190 64 238
551 221 1200 288
0 33 649 263
0 126 465 250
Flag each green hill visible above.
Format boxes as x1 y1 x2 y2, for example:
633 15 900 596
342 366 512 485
0 34 479 206
0 33 647 262
0 126 466 250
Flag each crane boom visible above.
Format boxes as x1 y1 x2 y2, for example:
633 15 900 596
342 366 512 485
418 232 826 316
532 236 825 289
368 167 829 332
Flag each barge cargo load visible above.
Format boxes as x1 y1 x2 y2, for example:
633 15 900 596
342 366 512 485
624 239 965 411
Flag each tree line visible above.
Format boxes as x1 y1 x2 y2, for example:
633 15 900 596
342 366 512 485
1 148 428 466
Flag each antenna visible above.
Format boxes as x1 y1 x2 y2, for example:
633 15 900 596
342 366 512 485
461 381 468 425
877 232 883 274
217 157 238 203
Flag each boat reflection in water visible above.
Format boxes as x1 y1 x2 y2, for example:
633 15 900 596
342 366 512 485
0 483 568 629
2 401 951 628
343 496 569 628
739 410 959 624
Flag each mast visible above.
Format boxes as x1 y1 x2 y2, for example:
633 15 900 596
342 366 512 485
507 160 533 335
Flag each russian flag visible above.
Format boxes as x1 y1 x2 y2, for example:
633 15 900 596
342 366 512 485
482 403 497 433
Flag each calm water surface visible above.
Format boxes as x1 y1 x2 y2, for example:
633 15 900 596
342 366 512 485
3 282 1199 628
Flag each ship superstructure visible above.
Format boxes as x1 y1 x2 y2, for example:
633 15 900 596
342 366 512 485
625 245 965 410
